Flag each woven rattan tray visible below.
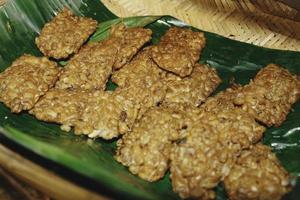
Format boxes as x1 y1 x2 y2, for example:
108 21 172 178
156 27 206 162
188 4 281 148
102 0 300 51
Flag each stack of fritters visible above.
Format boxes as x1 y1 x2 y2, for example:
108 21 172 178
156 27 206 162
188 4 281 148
115 63 299 199
169 107 265 199
32 9 152 139
1 7 300 200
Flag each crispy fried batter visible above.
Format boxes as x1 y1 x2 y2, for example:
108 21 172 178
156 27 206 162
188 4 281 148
151 27 206 77
110 24 152 69
115 82 166 119
31 89 138 139
36 8 98 59
201 86 242 113
0 55 60 113
115 107 189 182
112 48 167 118
159 27 206 50
55 38 119 90
170 123 222 200
29 89 90 132
112 47 165 87
163 64 221 106
224 144 291 200
234 64 300 127
170 108 265 199
74 90 139 139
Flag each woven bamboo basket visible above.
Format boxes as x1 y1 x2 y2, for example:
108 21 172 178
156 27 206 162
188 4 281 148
102 0 300 51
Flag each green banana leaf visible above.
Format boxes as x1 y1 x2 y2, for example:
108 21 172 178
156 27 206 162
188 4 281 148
0 0 300 199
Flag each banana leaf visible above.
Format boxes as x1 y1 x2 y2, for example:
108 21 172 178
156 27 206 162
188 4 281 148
0 0 300 199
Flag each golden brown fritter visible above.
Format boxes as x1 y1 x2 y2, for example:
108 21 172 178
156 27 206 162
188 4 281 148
55 38 119 91
115 107 189 182
201 86 242 113
31 89 139 139
112 48 167 118
36 8 98 59
151 27 206 77
110 24 152 69
114 82 166 120
170 108 265 199
0 55 60 113
29 89 90 132
170 122 223 200
224 144 291 200
112 47 165 88
234 64 300 127
159 27 206 49
163 64 221 107
74 90 139 139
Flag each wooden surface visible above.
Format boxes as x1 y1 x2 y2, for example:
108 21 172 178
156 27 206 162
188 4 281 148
0 144 108 200
102 0 300 51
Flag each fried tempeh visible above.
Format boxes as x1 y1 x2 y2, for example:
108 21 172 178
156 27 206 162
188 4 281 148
110 24 152 69
224 144 291 200
115 107 189 182
151 27 206 77
36 8 98 59
162 64 221 107
112 48 167 118
201 86 242 113
29 89 90 132
112 47 165 88
114 82 166 120
31 89 139 139
0 55 60 113
55 38 119 90
74 90 139 139
170 107 265 199
234 64 300 127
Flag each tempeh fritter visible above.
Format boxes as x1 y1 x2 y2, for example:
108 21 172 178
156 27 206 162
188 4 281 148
31 89 139 139
115 82 166 120
0 55 60 113
112 48 167 118
36 8 98 59
74 90 139 139
234 64 300 127
55 38 119 90
151 27 206 77
163 64 221 107
29 89 90 132
201 86 242 113
112 47 165 88
170 107 265 199
115 107 189 182
224 144 291 200
110 24 152 69
170 122 222 200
